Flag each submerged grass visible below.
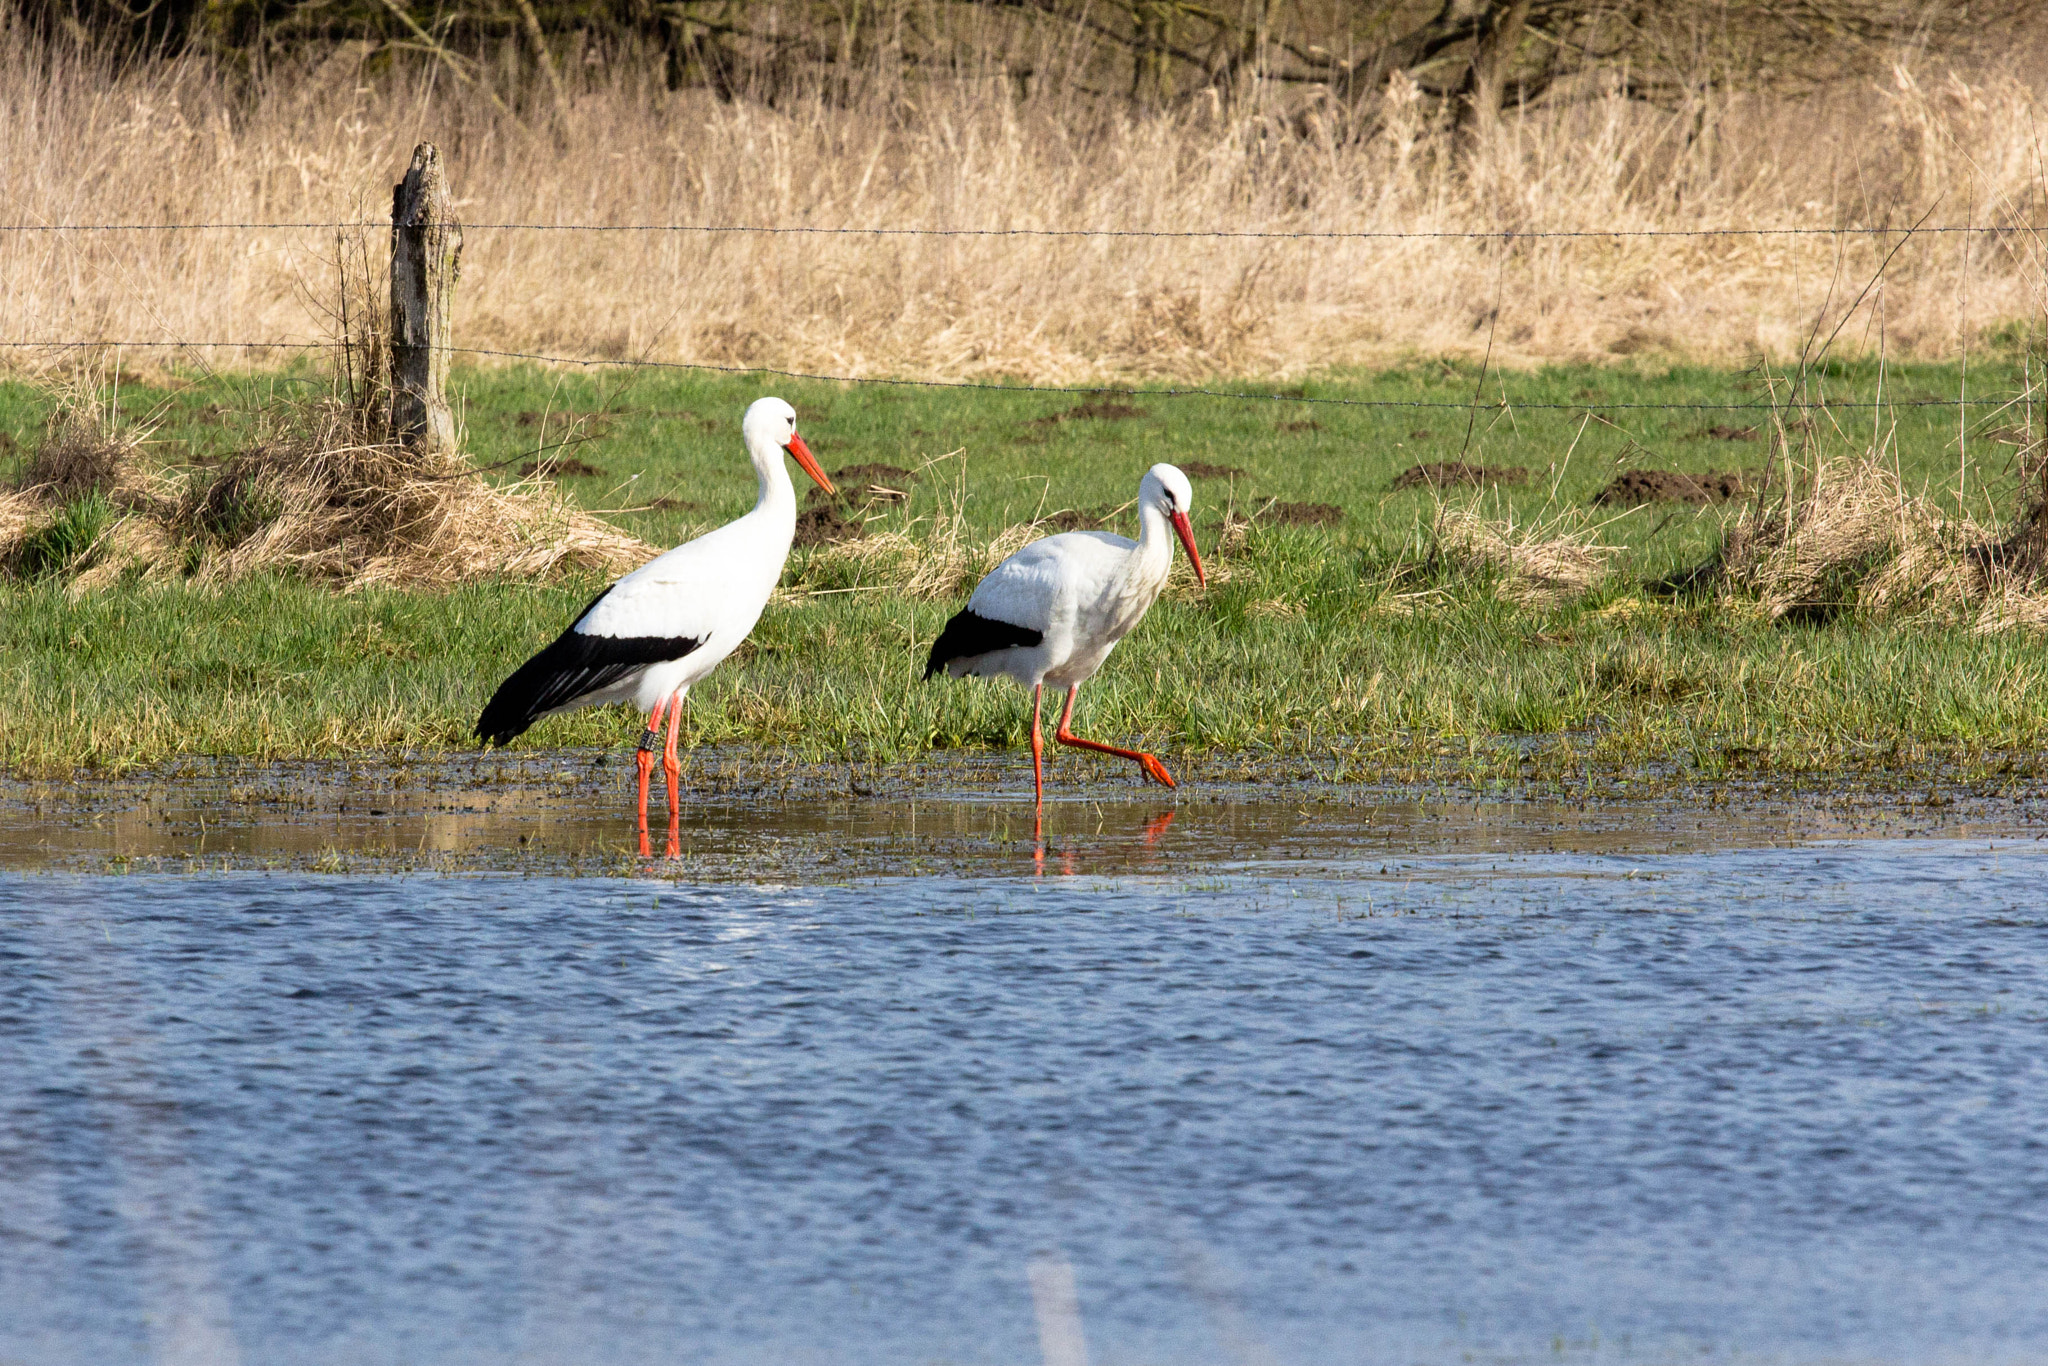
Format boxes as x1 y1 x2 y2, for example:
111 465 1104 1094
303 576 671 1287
1 359 2045 779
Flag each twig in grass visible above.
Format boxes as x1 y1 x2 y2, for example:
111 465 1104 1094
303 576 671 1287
1455 236 1511 467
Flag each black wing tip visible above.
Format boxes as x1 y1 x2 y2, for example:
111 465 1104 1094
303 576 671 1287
925 608 1042 679
473 704 530 748
475 627 707 747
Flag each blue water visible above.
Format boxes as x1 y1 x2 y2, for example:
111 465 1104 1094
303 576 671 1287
2 838 2045 1365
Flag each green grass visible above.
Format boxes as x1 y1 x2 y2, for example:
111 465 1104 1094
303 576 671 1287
2 358 2044 778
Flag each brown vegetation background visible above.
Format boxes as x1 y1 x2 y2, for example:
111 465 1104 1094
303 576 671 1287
5 0 2048 381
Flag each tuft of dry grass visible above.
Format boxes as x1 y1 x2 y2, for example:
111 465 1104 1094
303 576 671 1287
1432 505 1615 608
1721 457 1978 622
797 507 1040 602
180 403 652 590
3 23 2045 383
1708 453 2048 630
0 377 653 593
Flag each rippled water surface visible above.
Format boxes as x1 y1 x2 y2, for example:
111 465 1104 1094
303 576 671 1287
2 798 2045 1365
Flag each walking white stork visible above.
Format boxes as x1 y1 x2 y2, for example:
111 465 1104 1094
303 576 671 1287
924 462 1205 808
476 396 834 857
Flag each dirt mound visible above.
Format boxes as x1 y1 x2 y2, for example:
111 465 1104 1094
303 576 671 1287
1179 461 1245 480
1277 420 1322 433
823 463 916 507
1594 469 1747 506
517 455 607 478
794 503 864 546
1392 462 1529 491
1266 501 1342 527
1030 401 1146 427
832 462 915 487
1042 506 1119 532
1698 425 1759 441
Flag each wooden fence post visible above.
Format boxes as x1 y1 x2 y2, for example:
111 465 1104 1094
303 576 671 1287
390 143 463 454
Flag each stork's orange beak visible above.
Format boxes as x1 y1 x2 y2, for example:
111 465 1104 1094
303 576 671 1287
785 431 835 496
1171 509 1207 587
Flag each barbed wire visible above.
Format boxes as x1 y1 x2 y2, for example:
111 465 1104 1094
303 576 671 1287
0 221 2040 240
0 338 2014 412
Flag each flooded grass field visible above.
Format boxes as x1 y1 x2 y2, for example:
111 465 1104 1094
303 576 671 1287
2 762 2045 1365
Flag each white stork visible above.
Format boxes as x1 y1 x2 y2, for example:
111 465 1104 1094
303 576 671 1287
476 396 834 857
924 462 1205 808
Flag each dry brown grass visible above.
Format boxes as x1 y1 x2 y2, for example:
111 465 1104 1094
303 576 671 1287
184 412 653 589
0 374 652 592
1717 454 2048 630
3 21 2045 383
792 451 1043 600
1432 504 1616 608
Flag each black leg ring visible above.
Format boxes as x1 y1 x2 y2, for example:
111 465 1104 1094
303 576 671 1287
637 728 660 753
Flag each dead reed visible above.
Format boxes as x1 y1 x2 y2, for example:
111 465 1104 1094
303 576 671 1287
3 19 2044 383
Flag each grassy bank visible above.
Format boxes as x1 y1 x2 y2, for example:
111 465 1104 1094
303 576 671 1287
3 360 2045 779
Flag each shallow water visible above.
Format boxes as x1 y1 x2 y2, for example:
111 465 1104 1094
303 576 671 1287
2 787 2046 1365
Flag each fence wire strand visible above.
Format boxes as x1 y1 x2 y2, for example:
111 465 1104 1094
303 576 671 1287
1 213 2017 414
0 339 2010 412
2 222 2042 239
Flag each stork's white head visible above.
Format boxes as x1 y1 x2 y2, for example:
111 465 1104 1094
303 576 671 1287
1141 462 1206 587
742 396 834 495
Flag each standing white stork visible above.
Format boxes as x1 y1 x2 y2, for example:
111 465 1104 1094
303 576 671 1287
924 462 1205 808
476 396 834 857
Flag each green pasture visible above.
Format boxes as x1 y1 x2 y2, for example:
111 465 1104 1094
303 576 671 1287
2 358 2044 779
3 355 2023 564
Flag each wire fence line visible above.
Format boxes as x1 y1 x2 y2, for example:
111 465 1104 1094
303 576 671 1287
5 217 2025 415
1 221 2042 240
0 338 2018 413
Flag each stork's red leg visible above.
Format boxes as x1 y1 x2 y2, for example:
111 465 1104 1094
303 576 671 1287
1053 685 1176 788
661 689 685 859
636 696 669 858
1030 683 1045 809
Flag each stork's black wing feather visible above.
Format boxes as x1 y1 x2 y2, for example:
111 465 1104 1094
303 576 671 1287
923 608 1043 679
476 594 705 745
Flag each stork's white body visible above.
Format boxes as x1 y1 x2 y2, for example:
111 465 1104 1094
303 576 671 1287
925 464 1205 806
945 524 1178 691
553 485 797 716
475 396 833 857
477 397 827 746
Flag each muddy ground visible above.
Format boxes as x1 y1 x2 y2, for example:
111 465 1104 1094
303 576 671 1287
4 752 2041 879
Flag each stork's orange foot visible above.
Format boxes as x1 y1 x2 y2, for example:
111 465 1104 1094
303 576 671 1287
1138 753 1177 788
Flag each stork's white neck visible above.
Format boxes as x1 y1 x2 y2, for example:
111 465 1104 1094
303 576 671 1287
1124 498 1176 594
745 432 798 524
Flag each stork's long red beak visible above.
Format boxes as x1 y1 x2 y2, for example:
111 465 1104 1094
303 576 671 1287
785 431 835 496
1171 509 1207 587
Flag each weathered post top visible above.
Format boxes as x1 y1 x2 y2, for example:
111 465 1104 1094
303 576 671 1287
390 142 463 455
